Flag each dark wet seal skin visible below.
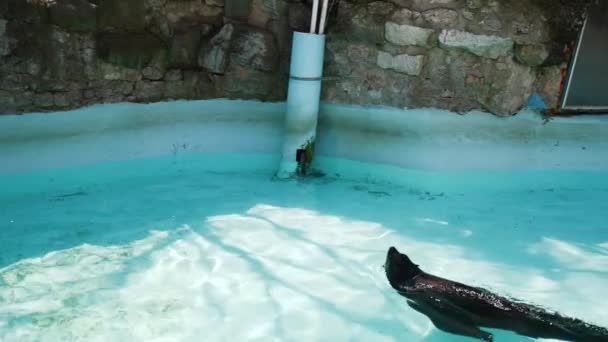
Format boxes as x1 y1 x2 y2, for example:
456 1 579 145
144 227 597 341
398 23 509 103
384 246 608 342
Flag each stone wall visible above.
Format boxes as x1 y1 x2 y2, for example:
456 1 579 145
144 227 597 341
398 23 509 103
0 0 591 115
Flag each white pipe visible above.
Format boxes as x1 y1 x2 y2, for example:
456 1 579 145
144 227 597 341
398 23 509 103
277 32 326 178
318 0 330 34
310 0 320 34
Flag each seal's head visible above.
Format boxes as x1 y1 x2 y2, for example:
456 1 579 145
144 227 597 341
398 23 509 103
385 246 421 288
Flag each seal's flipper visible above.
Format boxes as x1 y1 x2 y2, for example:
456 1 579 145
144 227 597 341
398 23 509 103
407 299 493 341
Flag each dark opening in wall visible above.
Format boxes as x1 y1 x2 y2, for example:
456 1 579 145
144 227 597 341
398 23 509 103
560 1 608 113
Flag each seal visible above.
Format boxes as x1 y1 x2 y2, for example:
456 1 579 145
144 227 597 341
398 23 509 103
384 246 608 341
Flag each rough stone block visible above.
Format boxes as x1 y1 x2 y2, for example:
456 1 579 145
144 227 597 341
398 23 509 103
162 71 214 100
466 0 483 9
0 19 9 56
97 32 166 70
2 0 49 23
118 81 135 95
164 80 187 99
0 89 35 113
536 65 563 109
224 64 276 99
34 93 55 108
33 29 91 82
0 90 16 113
99 62 142 81
390 8 421 26
164 2 222 32
438 29 513 59
0 1 7 18
248 0 287 29
134 81 165 102
199 23 234 74
225 0 250 19
341 2 395 44
288 3 310 31
168 30 201 68
412 0 464 11
184 70 215 98
422 9 460 29
53 90 81 108
142 65 165 81
98 0 146 31
377 51 424 76
471 59 536 115
48 0 96 32
385 22 433 47
229 28 278 72
515 44 549 67
141 53 167 81
164 69 183 81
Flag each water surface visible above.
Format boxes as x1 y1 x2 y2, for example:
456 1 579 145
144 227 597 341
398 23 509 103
1 153 607 341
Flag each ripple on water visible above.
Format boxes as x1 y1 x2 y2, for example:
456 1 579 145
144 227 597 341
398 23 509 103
1 163 608 341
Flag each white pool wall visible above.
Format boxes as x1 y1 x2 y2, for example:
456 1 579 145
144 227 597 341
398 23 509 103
0 99 606 177
0 100 285 175
316 103 608 172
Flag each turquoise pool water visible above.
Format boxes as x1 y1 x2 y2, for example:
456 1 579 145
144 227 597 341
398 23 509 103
1 153 607 341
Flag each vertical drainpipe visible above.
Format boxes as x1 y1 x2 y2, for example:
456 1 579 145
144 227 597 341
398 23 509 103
276 31 326 178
